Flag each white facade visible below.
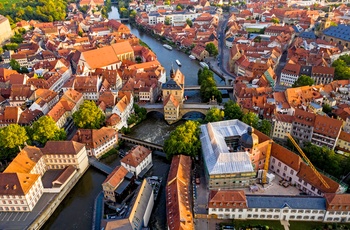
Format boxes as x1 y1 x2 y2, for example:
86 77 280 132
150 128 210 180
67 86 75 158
269 156 298 184
280 72 299 87
272 120 292 141
43 147 89 171
121 153 152 176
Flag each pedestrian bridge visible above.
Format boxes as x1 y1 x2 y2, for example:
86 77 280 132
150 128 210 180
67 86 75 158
119 135 164 151
141 103 224 116
88 157 113 175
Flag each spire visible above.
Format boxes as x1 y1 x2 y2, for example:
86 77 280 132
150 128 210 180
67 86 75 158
170 63 175 78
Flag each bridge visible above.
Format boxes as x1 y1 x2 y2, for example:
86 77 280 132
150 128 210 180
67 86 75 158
119 135 164 151
141 103 224 115
88 157 113 175
185 85 233 90
287 0 349 6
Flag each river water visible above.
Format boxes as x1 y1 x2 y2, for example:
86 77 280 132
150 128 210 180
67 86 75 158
41 6 209 230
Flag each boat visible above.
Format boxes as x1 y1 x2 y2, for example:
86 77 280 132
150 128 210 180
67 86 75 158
189 55 196 60
200 62 209 68
175 59 181 66
163 44 173 50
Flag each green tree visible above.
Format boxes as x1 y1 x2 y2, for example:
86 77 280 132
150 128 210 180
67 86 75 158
292 75 315 87
200 76 222 103
224 100 243 120
176 4 183 10
165 16 171 25
258 120 271 136
73 100 105 129
332 58 350 80
271 18 280 24
165 0 170 5
164 120 201 159
186 18 193 27
10 59 20 71
205 107 224 123
322 104 332 114
31 116 66 144
205 43 219 57
3 43 19 50
242 112 259 129
330 21 338 27
0 124 28 149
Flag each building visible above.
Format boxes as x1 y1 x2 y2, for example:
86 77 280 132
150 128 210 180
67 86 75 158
291 109 316 146
72 127 118 158
336 131 350 156
280 63 301 87
161 68 185 123
271 113 293 141
200 120 256 189
120 145 152 177
166 155 194 230
191 45 209 61
322 24 350 47
311 115 342 150
101 179 154 230
41 141 89 170
102 165 132 203
311 66 335 85
0 15 12 44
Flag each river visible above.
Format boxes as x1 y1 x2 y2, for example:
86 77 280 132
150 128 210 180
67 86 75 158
41 6 206 230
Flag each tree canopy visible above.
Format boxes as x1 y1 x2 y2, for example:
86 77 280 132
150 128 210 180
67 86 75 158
198 68 222 103
205 43 218 56
242 112 259 129
224 100 243 120
204 107 224 123
73 100 105 129
0 124 28 149
292 75 315 87
332 55 350 80
271 18 280 24
164 121 201 159
31 116 66 144
258 120 271 136
186 18 193 27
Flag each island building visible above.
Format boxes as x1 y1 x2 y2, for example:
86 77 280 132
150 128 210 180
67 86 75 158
161 68 185 124
198 119 350 223
101 179 154 230
0 141 89 212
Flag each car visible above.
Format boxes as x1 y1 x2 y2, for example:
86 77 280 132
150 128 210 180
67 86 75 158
195 178 200 184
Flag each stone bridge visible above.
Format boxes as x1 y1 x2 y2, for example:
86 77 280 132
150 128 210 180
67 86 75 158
140 103 224 121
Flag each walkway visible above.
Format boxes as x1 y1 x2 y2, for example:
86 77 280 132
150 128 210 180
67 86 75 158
280 220 290 230
119 135 164 151
88 157 113 175
92 192 104 230
185 85 233 90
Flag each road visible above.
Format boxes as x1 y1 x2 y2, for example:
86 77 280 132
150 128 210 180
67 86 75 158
274 50 289 92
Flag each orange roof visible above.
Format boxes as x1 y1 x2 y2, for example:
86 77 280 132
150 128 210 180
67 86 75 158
103 165 128 188
120 145 151 167
208 190 247 208
166 155 193 230
72 127 117 149
0 173 40 196
297 162 339 194
313 115 342 138
271 142 301 171
4 146 43 174
325 193 350 211
338 131 350 142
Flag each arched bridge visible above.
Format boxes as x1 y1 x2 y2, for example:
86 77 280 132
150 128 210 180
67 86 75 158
140 103 224 116
119 135 164 151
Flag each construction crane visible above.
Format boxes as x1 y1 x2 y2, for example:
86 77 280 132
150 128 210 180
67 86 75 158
262 141 273 184
286 133 330 189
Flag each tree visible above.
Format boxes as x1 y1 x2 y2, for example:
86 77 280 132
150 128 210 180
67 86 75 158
31 116 66 144
10 59 20 72
205 107 224 123
271 17 280 24
242 112 259 129
258 120 271 136
292 75 315 87
164 120 201 159
198 67 214 85
73 100 105 129
224 100 243 120
165 16 171 25
176 4 183 10
330 21 338 27
186 18 193 27
332 58 350 80
0 124 28 149
322 104 332 114
165 0 171 5
205 43 219 57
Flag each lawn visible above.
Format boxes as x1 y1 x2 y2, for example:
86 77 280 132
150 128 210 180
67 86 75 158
290 221 350 230
0 0 21 10
231 220 284 230
245 28 265 34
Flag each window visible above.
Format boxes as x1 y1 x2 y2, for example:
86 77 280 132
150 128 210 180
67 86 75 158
278 162 281 167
